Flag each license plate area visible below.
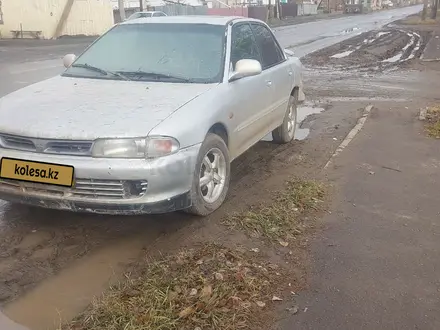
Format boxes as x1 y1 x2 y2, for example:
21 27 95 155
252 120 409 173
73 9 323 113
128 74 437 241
0 157 74 187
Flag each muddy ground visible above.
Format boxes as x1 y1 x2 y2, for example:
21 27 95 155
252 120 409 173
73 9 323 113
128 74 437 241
2 13 440 330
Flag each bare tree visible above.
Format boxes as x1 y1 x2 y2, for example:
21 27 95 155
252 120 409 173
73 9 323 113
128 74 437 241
118 0 126 21
267 0 272 20
422 0 428 20
430 0 438 19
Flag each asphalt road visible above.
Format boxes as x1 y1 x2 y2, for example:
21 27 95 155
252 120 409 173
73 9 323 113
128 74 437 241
0 5 422 99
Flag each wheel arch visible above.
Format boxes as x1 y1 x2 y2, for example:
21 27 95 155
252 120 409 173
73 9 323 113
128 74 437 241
290 86 299 98
207 122 229 147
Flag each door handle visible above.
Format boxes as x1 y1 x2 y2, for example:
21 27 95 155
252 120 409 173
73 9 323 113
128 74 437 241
266 80 272 87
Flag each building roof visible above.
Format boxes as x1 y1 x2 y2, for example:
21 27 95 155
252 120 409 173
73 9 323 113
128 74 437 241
121 15 249 26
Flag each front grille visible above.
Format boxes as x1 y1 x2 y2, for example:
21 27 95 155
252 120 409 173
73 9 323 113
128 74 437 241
0 134 93 156
0 135 36 151
0 178 148 200
44 141 93 155
72 179 148 199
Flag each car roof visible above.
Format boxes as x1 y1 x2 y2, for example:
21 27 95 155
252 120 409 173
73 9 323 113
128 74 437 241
121 15 262 26
134 11 164 14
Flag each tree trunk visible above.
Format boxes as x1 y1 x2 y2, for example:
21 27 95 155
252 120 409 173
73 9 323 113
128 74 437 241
140 0 144 11
118 0 126 21
422 0 428 20
268 0 272 20
276 0 281 19
430 0 438 19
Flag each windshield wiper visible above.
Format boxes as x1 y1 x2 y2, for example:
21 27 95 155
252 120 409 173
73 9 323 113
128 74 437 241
117 70 192 83
71 63 131 81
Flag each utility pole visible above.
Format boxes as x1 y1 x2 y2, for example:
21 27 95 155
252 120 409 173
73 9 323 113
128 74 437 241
140 0 144 11
118 0 126 21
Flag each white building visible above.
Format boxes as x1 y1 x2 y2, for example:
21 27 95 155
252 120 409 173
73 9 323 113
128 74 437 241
110 0 203 9
0 0 114 39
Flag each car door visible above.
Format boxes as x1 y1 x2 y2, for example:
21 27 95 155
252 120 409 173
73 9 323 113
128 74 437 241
250 23 293 130
226 22 275 158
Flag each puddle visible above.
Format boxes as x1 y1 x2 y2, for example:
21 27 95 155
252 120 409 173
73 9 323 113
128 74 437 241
262 105 325 142
3 235 145 330
0 312 29 330
295 127 311 140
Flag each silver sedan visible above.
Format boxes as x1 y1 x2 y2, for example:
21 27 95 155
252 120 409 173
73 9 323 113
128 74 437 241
0 16 305 216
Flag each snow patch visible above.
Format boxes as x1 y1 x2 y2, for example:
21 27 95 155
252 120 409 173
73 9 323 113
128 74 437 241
331 50 354 58
383 53 403 63
376 31 390 38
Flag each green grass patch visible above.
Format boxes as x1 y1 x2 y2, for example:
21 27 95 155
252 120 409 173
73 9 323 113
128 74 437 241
224 179 326 244
64 244 279 330
401 11 440 25
425 105 440 138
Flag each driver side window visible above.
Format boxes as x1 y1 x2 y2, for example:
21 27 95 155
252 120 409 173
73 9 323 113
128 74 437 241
230 23 261 71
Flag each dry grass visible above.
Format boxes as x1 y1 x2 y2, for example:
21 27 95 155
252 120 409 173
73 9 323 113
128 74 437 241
401 12 440 25
425 104 440 138
224 179 326 244
65 244 279 330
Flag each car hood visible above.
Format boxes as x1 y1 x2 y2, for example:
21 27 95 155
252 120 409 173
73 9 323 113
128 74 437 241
0 76 215 140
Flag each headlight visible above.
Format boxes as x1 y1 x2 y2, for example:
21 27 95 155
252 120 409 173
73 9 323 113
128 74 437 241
91 137 179 159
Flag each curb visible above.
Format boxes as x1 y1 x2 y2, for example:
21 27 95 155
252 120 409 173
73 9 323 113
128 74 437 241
324 104 373 169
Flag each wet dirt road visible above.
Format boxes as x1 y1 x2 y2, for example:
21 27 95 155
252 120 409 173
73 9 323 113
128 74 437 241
0 7 431 329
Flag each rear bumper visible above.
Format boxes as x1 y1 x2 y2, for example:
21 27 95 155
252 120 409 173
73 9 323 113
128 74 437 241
0 190 192 215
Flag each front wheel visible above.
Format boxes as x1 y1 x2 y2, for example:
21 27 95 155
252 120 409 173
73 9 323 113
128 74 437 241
186 133 230 216
272 94 298 144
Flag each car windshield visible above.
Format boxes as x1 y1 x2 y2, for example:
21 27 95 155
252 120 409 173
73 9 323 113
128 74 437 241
63 23 226 83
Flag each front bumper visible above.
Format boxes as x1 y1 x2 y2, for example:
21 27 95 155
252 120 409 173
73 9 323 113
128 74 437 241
0 190 192 215
0 143 201 215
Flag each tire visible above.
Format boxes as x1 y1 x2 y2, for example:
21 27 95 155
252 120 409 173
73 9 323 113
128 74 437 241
186 133 231 216
272 93 298 144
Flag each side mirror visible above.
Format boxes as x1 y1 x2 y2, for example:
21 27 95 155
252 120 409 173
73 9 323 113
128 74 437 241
63 54 76 68
284 49 295 57
229 59 262 82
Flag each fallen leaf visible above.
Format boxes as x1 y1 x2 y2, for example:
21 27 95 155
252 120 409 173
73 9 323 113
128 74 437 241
279 241 289 247
196 259 204 265
179 306 195 318
272 295 283 301
201 285 212 298
268 263 279 270
168 290 178 300
256 301 266 308
287 305 299 314
215 272 224 281
241 301 252 309
230 296 241 306
189 288 198 296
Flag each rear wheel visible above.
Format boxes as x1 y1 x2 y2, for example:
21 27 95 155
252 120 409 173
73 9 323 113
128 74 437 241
186 133 230 216
272 93 298 144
